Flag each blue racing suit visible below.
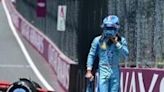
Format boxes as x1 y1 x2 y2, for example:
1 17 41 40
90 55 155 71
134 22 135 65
87 36 129 92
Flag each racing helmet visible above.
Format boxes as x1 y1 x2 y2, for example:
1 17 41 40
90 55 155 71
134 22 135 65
101 15 119 29
101 15 120 38
6 78 41 92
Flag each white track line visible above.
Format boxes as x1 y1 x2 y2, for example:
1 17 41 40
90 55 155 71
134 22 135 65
0 64 30 68
2 0 54 91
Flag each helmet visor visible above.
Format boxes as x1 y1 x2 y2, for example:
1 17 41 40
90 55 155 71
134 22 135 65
103 27 117 30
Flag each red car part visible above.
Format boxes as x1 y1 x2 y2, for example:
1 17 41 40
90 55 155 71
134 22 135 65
0 78 54 92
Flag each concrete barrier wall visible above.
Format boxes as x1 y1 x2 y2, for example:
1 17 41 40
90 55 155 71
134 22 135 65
4 0 77 92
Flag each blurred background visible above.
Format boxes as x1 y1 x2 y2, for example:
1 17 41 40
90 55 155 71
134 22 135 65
1 0 164 92
15 0 164 68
